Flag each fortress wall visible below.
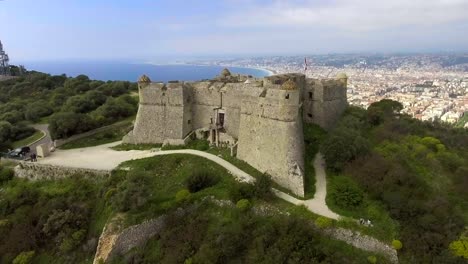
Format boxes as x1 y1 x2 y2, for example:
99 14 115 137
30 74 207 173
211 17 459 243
191 84 220 130
222 84 244 139
241 90 301 122
126 84 190 144
304 78 347 130
237 92 305 197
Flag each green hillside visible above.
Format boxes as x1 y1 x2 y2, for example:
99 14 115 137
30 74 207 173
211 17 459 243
321 100 468 263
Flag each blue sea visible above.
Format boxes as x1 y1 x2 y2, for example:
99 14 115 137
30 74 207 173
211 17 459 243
21 61 271 82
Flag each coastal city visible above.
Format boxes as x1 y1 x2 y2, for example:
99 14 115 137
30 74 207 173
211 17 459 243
188 54 468 127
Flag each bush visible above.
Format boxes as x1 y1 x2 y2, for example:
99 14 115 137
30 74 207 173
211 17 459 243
254 174 273 200
229 183 255 202
104 188 117 201
449 238 468 259
186 170 219 193
60 229 87 252
329 176 364 208
111 173 151 212
176 189 191 202
367 255 377 263
12 251 35 264
236 199 251 211
0 219 11 228
392 239 403 250
0 167 14 183
314 216 333 228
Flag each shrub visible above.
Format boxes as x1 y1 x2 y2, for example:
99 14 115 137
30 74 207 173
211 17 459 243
392 239 403 250
314 216 333 228
449 238 468 259
329 176 364 208
176 189 191 202
229 183 255 202
60 229 86 252
186 170 219 193
12 251 35 264
104 188 117 201
236 199 251 211
111 173 151 212
367 255 377 263
0 167 14 183
254 174 272 200
0 219 11 228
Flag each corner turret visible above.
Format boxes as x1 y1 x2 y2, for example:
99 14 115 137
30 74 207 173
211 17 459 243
336 72 348 87
138 75 151 88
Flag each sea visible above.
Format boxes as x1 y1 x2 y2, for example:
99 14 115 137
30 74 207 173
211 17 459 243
21 61 271 82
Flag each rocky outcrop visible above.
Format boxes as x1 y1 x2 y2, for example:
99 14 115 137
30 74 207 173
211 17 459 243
94 207 195 263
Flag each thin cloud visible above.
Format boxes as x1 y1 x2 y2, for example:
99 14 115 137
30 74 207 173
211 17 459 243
221 0 468 31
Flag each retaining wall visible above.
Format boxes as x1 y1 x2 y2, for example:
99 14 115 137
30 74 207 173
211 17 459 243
14 162 110 180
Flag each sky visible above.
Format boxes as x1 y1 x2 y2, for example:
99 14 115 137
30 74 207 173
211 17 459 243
1 0 468 62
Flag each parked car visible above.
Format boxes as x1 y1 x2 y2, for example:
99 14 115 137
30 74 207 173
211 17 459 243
8 146 31 158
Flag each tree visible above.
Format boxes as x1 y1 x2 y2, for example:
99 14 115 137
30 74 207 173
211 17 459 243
0 121 13 142
62 95 96 113
321 128 370 172
48 112 95 139
24 102 53 122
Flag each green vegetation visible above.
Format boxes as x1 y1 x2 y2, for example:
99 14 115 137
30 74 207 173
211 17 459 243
11 130 44 149
392 240 403 250
59 120 133 149
236 199 251 211
111 143 162 151
321 100 468 263
0 174 108 263
0 69 138 151
449 231 468 259
455 113 468 128
314 216 333 228
0 152 393 263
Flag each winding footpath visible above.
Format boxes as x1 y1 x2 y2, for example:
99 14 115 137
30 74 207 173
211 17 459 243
37 141 398 263
38 141 338 219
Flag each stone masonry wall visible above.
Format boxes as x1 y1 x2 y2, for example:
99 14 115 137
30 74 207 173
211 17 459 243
304 78 348 130
237 88 305 197
125 83 191 144
14 162 110 180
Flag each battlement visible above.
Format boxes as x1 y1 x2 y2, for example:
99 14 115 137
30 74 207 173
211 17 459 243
124 69 348 197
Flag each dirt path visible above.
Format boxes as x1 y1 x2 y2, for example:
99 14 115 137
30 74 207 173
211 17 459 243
38 142 337 218
38 142 398 263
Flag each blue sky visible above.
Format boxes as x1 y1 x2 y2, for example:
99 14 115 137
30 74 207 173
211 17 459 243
1 0 468 62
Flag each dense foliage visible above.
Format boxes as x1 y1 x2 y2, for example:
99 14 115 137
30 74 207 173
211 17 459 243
110 205 380 264
0 69 138 150
321 100 468 263
0 153 385 263
0 175 106 263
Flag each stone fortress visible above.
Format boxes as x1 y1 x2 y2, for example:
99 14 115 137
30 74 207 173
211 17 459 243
123 69 348 197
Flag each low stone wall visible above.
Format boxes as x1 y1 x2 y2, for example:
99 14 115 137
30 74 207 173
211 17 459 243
322 228 399 264
14 162 110 181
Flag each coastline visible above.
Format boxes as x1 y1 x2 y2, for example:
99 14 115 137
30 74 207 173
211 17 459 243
144 62 275 77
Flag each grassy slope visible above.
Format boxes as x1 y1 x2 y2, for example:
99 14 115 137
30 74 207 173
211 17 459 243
11 130 45 148
59 119 133 150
